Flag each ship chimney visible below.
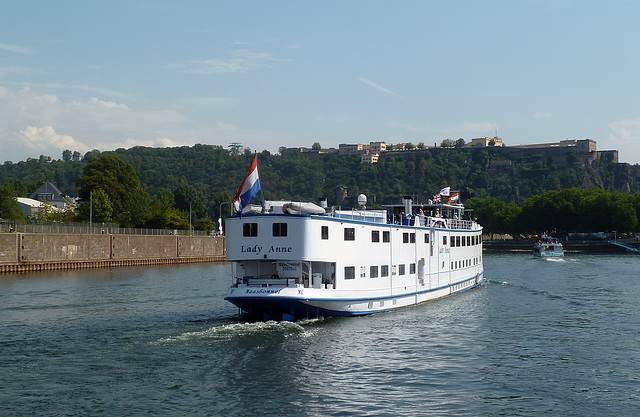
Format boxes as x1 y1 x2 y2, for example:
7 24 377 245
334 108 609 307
319 197 328 209
403 196 412 214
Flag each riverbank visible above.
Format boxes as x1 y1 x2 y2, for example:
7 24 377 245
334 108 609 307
483 239 640 254
0 233 225 273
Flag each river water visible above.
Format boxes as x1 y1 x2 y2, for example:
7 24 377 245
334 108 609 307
1 253 639 416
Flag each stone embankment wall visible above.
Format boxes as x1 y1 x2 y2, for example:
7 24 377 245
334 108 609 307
0 233 225 273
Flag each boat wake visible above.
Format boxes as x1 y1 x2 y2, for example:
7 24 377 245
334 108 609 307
487 279 512 286
542 257 566 263
156 319 323 344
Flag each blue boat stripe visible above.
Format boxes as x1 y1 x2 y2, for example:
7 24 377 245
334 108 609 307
226 272 483 304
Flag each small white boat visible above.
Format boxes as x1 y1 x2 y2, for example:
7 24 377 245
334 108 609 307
533 239 564 258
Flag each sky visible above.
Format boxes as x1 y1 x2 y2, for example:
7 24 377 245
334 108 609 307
2 1 640 164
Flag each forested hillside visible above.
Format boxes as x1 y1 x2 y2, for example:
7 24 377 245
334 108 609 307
2 144 640 223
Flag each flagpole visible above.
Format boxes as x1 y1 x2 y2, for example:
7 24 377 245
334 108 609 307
256 152 266 211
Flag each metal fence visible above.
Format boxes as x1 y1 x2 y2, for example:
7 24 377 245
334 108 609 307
0 220 210 236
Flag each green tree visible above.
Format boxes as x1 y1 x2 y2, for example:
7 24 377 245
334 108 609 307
59 197 79 222
76 155 145 221
311 142 322 150
0 183 24 220
116 186 150 227
194 217 216 233
77 188 113 223
145 189 190 230
83 149 101 161
466 197 521 236
173 183 207 220
440 139 455 148
62 150 72 161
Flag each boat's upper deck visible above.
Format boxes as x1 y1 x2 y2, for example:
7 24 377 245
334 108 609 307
236 199 480 232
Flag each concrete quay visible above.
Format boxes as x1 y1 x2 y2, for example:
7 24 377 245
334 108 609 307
0 233 226 273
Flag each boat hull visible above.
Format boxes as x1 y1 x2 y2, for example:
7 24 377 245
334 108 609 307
226 271 484 321
533 243 564 258
533 252 564 258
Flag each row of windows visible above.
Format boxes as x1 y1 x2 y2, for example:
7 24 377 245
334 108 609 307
242 223 481 247
344 263 417 280
451 257 481 270
450 234 481 247
243 222 289 237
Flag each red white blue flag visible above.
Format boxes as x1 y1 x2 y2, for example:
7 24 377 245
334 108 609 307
233 155 261 215
448 192 460 203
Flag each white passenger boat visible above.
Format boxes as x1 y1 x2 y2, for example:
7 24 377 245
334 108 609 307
225 195 484 321
533 238 564 258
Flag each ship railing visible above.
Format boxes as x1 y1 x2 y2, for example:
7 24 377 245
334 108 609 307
424 217 477 230
238 276 299 287
331 209 387 224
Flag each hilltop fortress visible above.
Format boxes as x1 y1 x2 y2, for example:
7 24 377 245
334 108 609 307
283 138 618 168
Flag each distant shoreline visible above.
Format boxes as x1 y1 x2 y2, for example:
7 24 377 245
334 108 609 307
483 240 639 254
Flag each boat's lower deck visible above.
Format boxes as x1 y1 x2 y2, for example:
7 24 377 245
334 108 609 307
226 270 484 321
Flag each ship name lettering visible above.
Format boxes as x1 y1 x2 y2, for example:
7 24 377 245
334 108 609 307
245 288 282 294
268 246 292 253
241 245 262 254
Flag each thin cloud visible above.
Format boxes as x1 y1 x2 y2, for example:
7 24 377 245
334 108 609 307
316 114 354 123
608 117 640 163
167 50 288 74
0 42 35 55
0 66 36 78
358 77 400 97
173 96 240 109
5 82 141 102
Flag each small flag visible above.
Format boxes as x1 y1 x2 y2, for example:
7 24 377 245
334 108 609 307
439 186 450 196
233 155 261 216
448 192 460 203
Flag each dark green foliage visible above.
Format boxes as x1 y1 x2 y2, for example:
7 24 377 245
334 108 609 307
0 183 24 220
470 188 640 235
3 144 640 234
85 188 113 223
144 188 189 230
194 217 216 233
76 155 146 219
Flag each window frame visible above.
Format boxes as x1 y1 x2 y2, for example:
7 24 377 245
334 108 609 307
344 266 355 280
370 265 379 278
344 228 355 241
243 223 258 237
272 222 288 237
381 265 389 277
